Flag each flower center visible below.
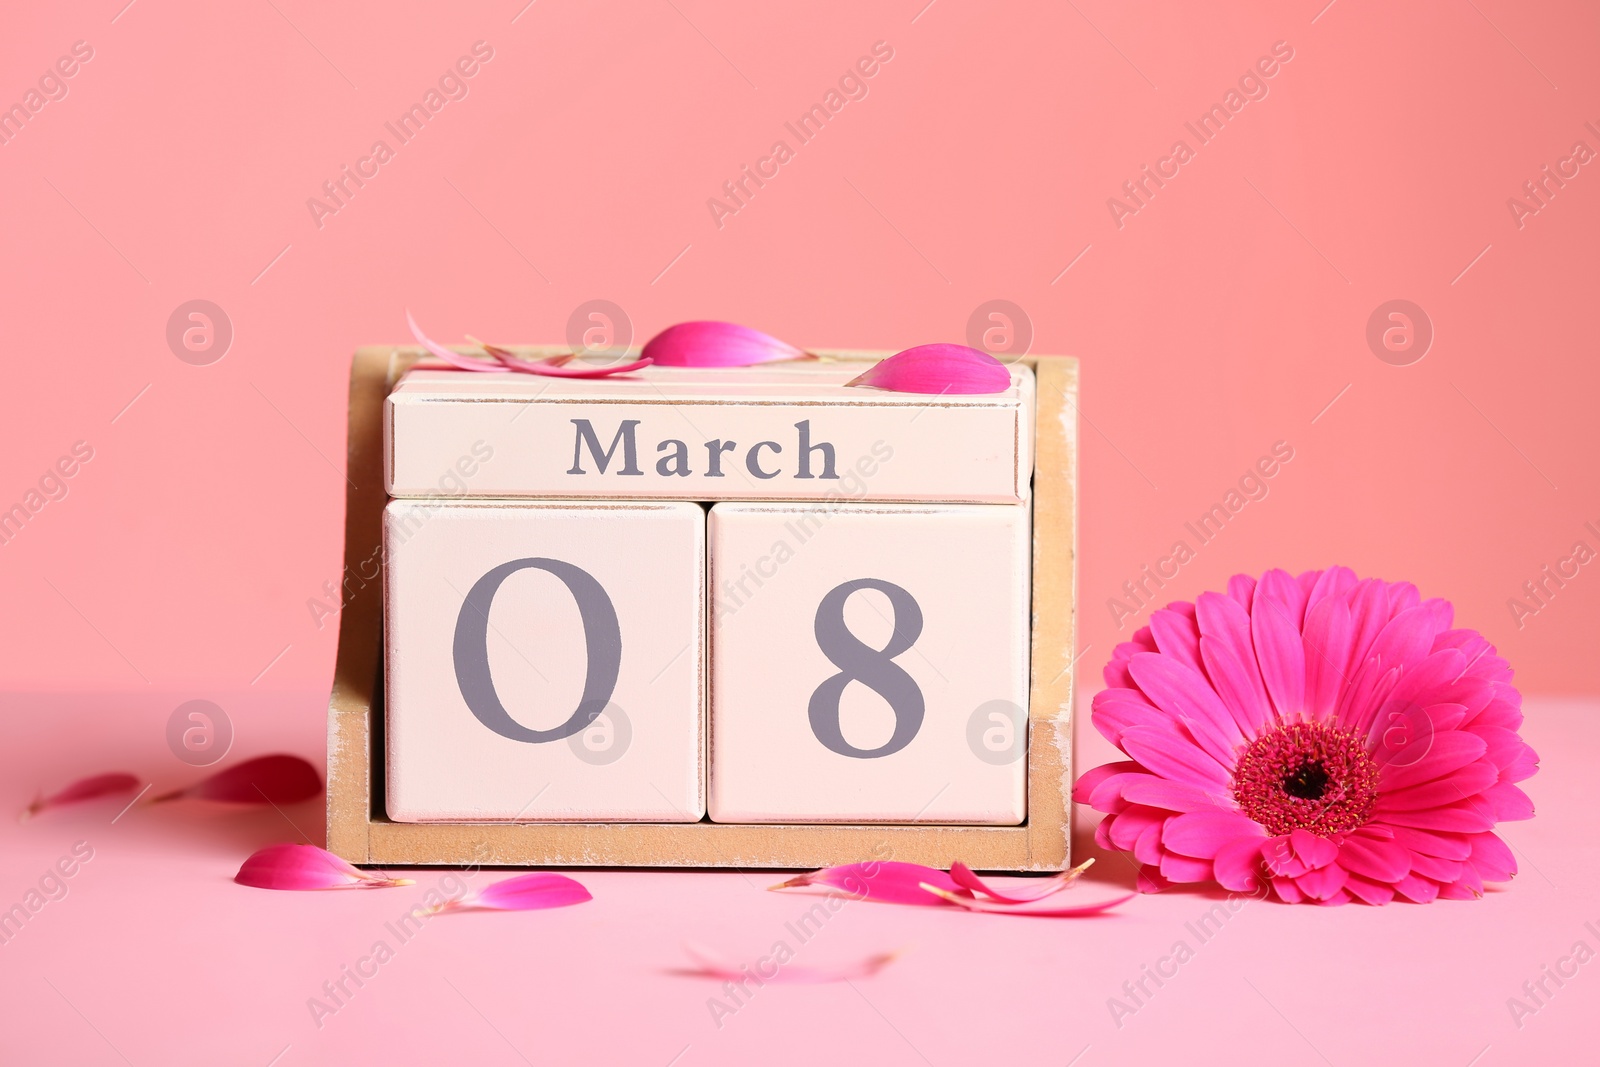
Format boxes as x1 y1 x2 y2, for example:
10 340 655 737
1232 721 1378 836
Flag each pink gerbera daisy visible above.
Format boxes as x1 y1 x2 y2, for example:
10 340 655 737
1074 568 1539 905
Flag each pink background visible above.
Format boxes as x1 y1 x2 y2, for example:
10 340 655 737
1 1 1596 1063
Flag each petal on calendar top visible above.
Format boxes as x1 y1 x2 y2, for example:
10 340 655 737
641 320 810 367
407 309 511 372
407 311 651 377
845 343 1012 395
477 339 653 378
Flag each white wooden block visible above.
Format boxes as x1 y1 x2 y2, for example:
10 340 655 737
386 363 1033 503
384 500 704 822
707 502 1030 824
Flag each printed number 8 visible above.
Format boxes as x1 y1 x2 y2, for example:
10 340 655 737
808 578 925 759
453 558 621 743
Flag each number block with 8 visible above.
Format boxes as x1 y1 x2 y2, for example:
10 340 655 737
706 501 1030 823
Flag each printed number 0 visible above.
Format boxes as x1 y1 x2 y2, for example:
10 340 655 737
808 578 925 759
453 558 621 743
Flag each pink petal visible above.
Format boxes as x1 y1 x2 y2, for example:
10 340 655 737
1335 835 1411 882
1375 760 1498 811
1378 730 1488 789
1158 852 1215 883
1438 861 1485 900
772 862 961 906
1296 568 1322 598
1105 631 1158 689
1198 634 1272 739
1148 609 1203 674
1271 876 1306 903
1263 836 1308 877
1343 579 1393 669
1087 770 1148 814
1407 852 1463 883
1388 581 1423 618
1482 781 1535 821
1213 838 1266 891
1301 596 1353 719
1385 825 1472 860
1072 760 1140 805
1362 651 1470 750
641 321 808 367
1133 815 1166 866
1118 776 1231 813
1423 701 1468 733
1434 628 1496 670
1127 653 1244 762
1133 864 1172 894
1381 649 1469 717
409 311 650 378
1304 566 1358 611
1366 602 1450 677
1393 873 1440 903
1469 725 1534 772
1501 745 1540 784
1250 572 1306 720
947 860 1090 903
152 754 322 805
24 772 141 819
1262 567 1309 628
1294 862 1348 900
1162 811 1265 860
481 340 652 379
1470 695 1525 731
681 943 897 983
846 344 1011 395
1337 661 1403 738
1090 689 1165 748
921 885 1135 917
1377 801 1495 834
1119 726 1231 790
444 872 591 912
1289 828 1339 869
1343 876 1397 905
408 309 511 372
1467 832 1517 882
235 844 411 891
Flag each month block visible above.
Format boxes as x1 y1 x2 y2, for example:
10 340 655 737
707 502 1030 824
385 363 1034 503
383 499 705 822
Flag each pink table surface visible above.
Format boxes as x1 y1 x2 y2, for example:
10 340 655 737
0 691 1591 1066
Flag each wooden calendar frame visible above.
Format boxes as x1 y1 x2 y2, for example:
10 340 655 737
327 345 1079 871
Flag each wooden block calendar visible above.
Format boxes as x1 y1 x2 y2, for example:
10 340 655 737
328 344 1079 871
